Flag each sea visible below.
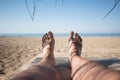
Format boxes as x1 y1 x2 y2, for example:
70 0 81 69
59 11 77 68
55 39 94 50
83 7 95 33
0 33 120 37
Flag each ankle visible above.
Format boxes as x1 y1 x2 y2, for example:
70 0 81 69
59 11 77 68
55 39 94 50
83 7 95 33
69 51 79 61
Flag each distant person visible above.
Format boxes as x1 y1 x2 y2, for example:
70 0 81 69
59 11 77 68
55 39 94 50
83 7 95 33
10 31 120 80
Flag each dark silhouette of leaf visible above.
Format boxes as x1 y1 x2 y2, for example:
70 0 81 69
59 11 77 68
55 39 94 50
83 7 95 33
103 0 120 19
25 0 38 21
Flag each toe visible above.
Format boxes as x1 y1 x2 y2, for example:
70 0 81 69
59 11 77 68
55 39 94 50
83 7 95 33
70 31 74 37
79 36 82 42
78 36 82 45
43 34 47 42
45 33 49 40
75 33 82 46
69 31 74 41
42 34 47 47
48 31 54 38
75 33 79 41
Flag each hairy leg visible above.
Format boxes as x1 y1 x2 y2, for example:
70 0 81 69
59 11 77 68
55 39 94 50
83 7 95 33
10 31 61 80
69 31 120 80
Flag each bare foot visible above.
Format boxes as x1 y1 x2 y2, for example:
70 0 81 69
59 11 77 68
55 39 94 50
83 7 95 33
41 31 55 66
68 31 82 61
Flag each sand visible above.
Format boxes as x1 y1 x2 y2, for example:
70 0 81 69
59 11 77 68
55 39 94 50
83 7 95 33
0 36 120 80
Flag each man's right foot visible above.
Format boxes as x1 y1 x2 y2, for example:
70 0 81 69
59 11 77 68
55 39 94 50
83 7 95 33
68 31 82 61
41 31 55 66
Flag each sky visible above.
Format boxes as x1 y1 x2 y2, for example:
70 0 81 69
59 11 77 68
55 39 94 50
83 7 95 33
0 0 120 33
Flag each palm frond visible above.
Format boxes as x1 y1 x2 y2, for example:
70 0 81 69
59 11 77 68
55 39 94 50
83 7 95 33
103 0 120 19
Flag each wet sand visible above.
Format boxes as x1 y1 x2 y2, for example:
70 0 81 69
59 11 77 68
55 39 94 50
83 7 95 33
0 36 120 80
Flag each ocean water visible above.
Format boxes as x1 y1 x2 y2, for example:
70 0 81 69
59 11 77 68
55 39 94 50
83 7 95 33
0 33 120 37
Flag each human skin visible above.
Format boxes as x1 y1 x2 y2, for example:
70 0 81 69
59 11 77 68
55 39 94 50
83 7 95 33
68 31 120 80
10 31 61 80
10 31 120 80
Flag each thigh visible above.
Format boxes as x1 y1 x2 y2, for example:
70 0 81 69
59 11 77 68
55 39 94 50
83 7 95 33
10 64 61 80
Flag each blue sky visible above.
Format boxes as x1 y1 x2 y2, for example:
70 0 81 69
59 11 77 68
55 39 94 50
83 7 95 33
0 0 120 33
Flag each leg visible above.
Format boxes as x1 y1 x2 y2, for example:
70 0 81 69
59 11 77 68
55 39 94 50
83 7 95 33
10 31 61 80
40 31 55 66
68 31 120 80
69 31 88 73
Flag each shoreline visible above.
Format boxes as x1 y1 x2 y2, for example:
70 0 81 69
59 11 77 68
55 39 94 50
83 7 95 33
0 33 120 37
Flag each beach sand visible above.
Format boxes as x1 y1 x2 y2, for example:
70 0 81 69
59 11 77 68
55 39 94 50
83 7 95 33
0 36 120 80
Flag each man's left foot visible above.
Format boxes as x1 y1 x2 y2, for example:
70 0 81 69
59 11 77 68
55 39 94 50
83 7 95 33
68 31 82 61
